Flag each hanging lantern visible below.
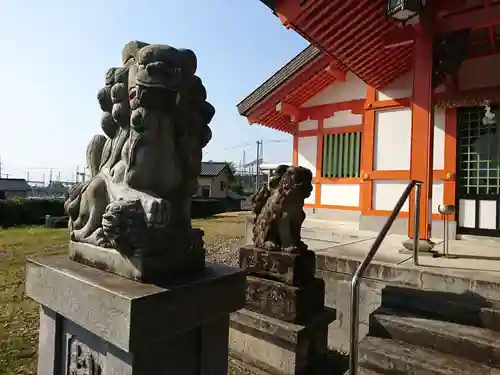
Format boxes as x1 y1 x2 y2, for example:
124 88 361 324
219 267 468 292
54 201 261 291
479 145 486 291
386 0 424 23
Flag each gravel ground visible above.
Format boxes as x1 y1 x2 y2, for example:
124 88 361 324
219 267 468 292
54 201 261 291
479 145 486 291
205 234 244 267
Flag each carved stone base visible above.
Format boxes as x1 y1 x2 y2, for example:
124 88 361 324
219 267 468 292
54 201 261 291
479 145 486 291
69 229 205 283
26 254 245 375
245 276 325 324
229 308 336 375
239 245 315 286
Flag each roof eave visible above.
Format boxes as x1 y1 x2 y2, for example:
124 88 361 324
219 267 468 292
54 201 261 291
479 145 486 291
236 44 323 116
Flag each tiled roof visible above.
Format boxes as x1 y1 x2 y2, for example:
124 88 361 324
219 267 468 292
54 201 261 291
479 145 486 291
236 44 323 116
0 178 31 191
200 162 230 177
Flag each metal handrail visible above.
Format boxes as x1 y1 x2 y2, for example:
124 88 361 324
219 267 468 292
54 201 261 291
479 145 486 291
348 180 422 375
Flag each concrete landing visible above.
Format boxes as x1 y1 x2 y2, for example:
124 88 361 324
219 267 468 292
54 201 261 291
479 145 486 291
302 218 500 277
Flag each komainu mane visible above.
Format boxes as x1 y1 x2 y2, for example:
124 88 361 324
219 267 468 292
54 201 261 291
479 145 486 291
251 165 313 254
65 41 214 259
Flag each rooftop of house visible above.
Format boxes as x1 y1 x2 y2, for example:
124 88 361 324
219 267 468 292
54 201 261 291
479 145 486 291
0 178 32 191
200 162 233 178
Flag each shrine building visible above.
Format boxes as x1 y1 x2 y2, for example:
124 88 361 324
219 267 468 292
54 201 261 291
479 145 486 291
237 0 500 246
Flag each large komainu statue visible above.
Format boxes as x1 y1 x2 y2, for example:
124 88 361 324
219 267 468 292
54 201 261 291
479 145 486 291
251 165 313 254
64 41 213 280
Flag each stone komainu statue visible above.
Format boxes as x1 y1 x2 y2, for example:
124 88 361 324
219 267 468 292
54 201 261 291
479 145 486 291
65 41 214 258
251 165 313 254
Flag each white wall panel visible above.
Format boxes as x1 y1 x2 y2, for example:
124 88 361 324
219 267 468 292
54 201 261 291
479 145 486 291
459 54 500 90
374 109 412 170
373 181 410 212
298 119 318 131
433 108 445 170
302 73 366 107
320 184 360 207
377 72 413 101
305 184 316 205
324 110 363 128
298 136 317 177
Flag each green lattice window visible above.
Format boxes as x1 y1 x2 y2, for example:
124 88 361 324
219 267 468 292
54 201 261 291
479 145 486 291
457 106 500 196
322 132 361 178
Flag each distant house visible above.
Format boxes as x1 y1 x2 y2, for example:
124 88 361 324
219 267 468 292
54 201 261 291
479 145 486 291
0 178 32 199
196 162 234 199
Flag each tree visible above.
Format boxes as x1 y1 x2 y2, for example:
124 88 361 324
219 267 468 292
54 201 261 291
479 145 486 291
226 161 244 195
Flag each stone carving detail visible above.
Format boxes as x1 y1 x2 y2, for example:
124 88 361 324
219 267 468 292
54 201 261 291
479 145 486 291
68 337 103 375
64 41 214 262
251 165 313 253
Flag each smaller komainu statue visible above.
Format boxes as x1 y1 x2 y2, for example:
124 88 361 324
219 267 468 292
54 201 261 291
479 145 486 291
251 165 313 254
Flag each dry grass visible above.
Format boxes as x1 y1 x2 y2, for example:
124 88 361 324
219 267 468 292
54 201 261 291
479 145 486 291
0 213 246 375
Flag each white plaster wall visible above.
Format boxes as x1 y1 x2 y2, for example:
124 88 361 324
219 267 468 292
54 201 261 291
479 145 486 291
302 73 366 107
432 181 444 214
433 108 445 170
324 110 363 128
374 108 412 170
298 136 317 177
377 72 413 101
459 54 500 90
320 184 360 207
298 119 318 131
305 184 316 205
372 181 443 213
373 181 410 212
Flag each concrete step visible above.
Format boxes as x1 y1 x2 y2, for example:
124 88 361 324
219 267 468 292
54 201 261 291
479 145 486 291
358 336 496 375
371 307 500 368
381 285 500 331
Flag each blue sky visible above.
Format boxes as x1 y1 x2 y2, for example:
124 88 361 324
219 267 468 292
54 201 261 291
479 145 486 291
0 0 308 182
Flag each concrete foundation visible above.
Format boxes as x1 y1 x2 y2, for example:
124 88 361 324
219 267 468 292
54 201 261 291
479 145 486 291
229 308 335 375
26 255 245 375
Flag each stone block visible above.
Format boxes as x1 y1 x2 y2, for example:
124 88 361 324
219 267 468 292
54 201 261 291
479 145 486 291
245 276 325 324
69 230 205 283
229 308 336 375
26 255 245 375
239 245 315 286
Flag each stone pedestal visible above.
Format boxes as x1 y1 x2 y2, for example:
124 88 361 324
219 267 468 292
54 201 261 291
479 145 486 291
229 246 335 375
26 255 245 375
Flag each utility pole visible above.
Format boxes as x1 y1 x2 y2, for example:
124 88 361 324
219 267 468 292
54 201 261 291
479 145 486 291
255 140 262 192
76 166 79 183
57 171 61 182
0 156 2 178
243 150 246 175
49 170 53 184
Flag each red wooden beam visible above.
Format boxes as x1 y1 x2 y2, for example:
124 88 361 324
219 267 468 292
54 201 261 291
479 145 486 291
436 0 467 12
274 0 305 27
444 74 458 93
325 63 346 81
439 3 500 33
408 24 435 242
276 101 301 122
383 26 415 48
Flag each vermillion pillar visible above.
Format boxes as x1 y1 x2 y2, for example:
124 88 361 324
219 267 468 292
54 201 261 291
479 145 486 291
404 22 436 252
